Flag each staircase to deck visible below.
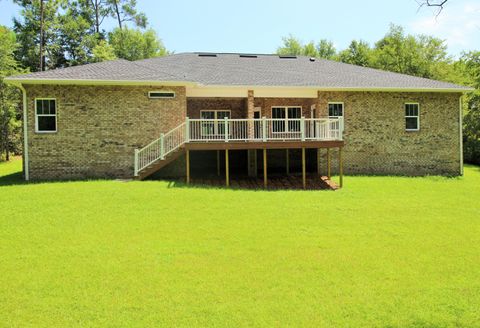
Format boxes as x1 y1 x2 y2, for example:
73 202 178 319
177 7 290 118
134 122 187 180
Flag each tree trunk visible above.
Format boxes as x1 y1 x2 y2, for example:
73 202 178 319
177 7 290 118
113 0 122 29
39 0 45 71
95 0 100 33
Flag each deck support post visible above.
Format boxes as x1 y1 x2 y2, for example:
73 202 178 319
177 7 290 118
316 148 321 176
186 149 190 184
216 150 220 176
327 148 331 179
225 149 230 187
263 148 267 188
286 149 290 175
302 147 306 189
339 147 344 188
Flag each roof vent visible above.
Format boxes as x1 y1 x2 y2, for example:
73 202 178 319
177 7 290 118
198 53 217 57
279 55 297 59
310 57 316 62
239 54 258 58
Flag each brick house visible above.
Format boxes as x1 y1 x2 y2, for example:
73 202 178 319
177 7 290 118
6 53 472 187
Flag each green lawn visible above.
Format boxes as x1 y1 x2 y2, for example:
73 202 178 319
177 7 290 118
1 159 480 327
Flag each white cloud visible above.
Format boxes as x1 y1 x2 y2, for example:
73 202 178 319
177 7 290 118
408 1 480 55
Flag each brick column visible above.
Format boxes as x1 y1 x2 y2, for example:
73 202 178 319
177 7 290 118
247 90 255 117
247 89 255 138
316 90 322 118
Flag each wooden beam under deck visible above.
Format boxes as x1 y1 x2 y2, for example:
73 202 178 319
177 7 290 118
184 140 344 151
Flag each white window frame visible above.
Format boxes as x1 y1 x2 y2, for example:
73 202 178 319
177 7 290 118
35 98 57 134
271 106 302 133
200 110 231 136
405 102 420 132
328 102 344 119
148 91 176 99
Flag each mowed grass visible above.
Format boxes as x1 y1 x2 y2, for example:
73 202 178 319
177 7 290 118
1 159 480 327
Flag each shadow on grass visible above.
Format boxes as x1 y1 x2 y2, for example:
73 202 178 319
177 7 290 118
160 178 334 192
0 171 27 186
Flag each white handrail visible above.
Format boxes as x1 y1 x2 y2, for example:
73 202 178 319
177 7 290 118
135 122 186 175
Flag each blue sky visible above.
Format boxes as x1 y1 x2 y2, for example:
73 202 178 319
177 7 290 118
1 0 479 57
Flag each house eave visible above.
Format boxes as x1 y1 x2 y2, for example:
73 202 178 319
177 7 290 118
4 77 472 93
196 84 473 93
3 78 197 87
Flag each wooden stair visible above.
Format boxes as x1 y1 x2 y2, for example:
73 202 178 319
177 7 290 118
135 146 185 180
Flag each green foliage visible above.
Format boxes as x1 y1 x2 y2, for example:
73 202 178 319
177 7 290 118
277 36 337 59
338 40 372 67
108 0 147 29
12 0 164 69
277 35 304 56
1 158 480 326
373 25 451 79
91 40 117 62
108 27 168 61
316 39 336 59
57 2 102 66
459 51 480 164
0 26 23 161
13 0 66 71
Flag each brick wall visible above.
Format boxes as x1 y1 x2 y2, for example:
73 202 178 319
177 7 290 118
315 91 462 175
187 98 246 118
25 84 186 180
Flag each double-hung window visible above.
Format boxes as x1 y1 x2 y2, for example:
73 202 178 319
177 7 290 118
200 110 231 136
328 102 344 133
405 103 420 131
271 106 301 133
328 102 343 118
35 99 57 133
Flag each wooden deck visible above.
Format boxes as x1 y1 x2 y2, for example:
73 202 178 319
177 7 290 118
184 140 344 150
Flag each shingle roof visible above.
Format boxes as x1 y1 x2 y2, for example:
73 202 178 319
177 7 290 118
7 52 471 91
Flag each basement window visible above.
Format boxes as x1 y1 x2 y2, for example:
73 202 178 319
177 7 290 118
405 103 420 131
148 91 175 99
35 98 57 133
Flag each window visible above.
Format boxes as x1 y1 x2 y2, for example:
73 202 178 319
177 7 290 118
271 106 301 132
200 110 231 135
405 103 420 131
148 91 175 99
35 99 57 133
328 102 344 118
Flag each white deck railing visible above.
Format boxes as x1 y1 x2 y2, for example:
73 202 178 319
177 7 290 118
188 117 343 142
134 117 343 176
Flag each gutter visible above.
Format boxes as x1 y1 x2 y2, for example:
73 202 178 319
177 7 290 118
4 77 197 87
17 84 29 181
459 95 464 176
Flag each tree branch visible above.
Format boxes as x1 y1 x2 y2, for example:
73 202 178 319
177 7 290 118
417 0 449 17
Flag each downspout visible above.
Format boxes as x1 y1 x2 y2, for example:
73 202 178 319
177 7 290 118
459 95 463 176
18 84 29 181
